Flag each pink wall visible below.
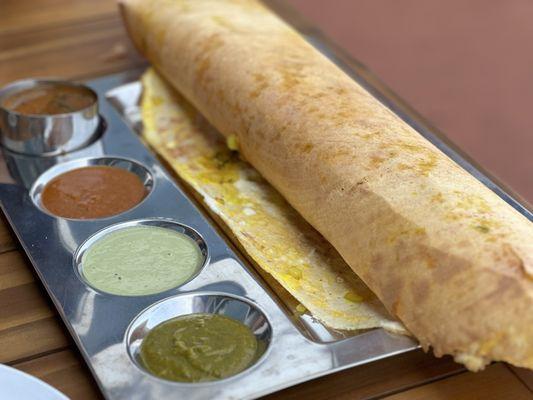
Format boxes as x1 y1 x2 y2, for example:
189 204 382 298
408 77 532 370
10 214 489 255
287 0 533 203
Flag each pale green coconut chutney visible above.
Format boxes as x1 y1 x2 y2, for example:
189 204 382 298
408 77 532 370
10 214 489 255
81 226 203 296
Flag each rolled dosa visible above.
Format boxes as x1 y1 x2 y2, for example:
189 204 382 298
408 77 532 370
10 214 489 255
121 0 533 370
141 67 405 333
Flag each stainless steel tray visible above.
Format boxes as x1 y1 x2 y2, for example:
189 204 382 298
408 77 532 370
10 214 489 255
0 71 417 400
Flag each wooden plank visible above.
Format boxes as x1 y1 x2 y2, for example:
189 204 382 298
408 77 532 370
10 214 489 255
0 317 68 364
0 251 34 291
383 364 532 400
0 14 145 86
0 0 116 35
13 350 103 400
0 250 70 364
0 282 55 332
0 250 56 334
1 14 121 53
265 350 463 400
0 216 17 254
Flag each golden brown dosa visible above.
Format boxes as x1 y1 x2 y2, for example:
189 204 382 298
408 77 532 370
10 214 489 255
120 0 533 370
141 68 405 333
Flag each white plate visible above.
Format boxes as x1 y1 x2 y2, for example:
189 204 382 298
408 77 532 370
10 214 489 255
0 364 68 400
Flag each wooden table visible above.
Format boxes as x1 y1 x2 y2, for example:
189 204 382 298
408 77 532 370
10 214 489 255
0 1 532 399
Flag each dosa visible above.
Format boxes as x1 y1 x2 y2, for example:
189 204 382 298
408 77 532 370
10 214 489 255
121 0 533 370
141 68 404 333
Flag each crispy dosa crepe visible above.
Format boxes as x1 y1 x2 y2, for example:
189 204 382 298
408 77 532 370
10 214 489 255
141 68 404 333
121 0 533 370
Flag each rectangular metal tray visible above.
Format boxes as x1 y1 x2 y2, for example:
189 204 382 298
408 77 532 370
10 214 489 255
1 33 531 400
0 70 418 399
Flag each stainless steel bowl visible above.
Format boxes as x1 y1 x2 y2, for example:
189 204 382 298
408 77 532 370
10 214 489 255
125 292 272 384
0 78 99 155
74 218 210 296
29 156 155 220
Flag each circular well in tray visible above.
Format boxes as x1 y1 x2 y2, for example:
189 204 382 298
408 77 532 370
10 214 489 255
125 292 272 383
73 218 209 296
29 156 154 220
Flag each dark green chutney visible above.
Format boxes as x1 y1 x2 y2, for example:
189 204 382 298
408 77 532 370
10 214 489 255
139 313 258 382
